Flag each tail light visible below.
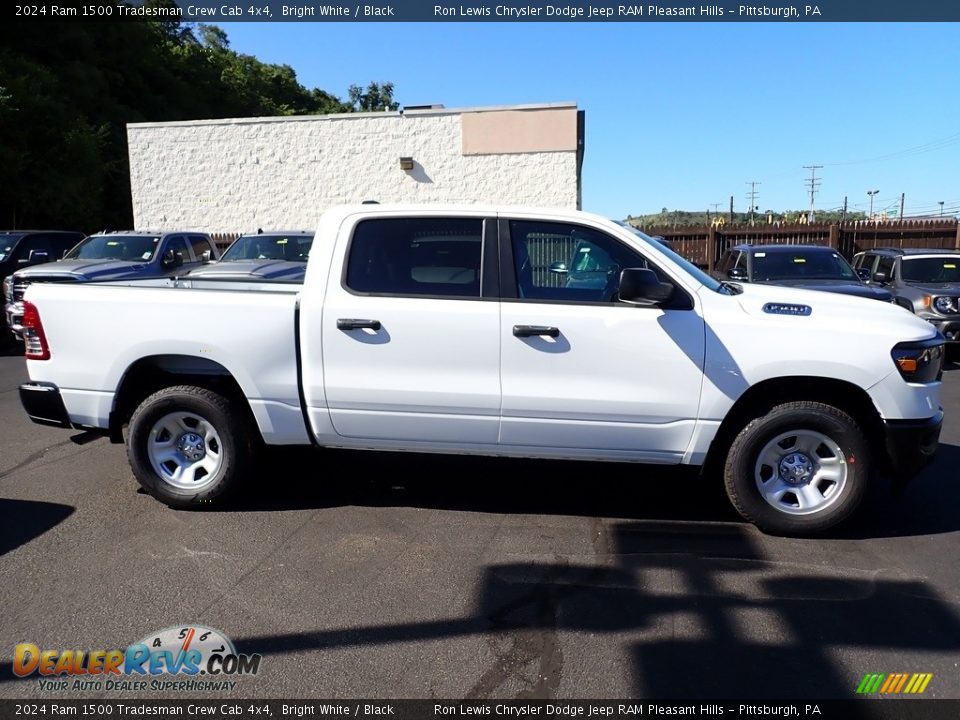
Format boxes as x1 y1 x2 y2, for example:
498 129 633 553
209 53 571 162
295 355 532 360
21 301 50 360
891 335 944 383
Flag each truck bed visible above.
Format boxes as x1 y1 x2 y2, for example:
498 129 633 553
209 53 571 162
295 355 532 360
24 278 309 444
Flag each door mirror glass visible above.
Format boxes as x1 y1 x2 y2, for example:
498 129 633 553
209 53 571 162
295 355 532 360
201 250 212 264
872 271 888 283
727 267 748 281
618 267 674 306
856 267 871 281
548 261 569 275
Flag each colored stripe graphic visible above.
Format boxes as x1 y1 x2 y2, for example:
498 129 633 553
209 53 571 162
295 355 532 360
857 672 932 694
857 674 885 694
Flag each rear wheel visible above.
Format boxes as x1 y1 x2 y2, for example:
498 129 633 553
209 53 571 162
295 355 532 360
127 385 254 508
723 401 869 535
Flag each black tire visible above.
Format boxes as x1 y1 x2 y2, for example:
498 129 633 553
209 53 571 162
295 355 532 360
723 401 869 535
126 385 255 508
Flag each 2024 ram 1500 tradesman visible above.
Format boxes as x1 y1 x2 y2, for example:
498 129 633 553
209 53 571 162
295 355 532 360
17 206 945 534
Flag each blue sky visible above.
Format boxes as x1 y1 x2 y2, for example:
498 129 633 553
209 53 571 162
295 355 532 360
220 22 959 219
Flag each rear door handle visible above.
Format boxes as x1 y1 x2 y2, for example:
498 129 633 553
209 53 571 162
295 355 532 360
337 318 382 331
513 325 560 338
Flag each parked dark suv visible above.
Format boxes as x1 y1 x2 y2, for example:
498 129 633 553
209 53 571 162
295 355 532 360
853 247 960 343
1 230 85 340
4 230 217 338
712 244 893 301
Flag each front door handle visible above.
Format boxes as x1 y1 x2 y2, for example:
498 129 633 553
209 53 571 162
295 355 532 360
337 318 382 331
513 325 560 338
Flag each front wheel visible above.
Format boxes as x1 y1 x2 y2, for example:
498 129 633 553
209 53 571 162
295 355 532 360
723 401 869 535
127 385 255 508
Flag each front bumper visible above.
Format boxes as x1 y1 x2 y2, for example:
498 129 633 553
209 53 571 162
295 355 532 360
19 382 72 428
4 300 24 338
883 410 943 477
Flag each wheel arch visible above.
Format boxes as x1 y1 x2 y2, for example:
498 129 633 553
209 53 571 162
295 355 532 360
109 355 262 444
703 376 885 478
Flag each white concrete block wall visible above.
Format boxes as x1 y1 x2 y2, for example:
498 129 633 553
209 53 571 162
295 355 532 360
127 109 580 234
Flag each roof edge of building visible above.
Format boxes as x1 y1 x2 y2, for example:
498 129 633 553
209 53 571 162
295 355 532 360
126 101 579 130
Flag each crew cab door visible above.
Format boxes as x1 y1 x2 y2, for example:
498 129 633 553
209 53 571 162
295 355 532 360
317 214 501 444
497 217 706 460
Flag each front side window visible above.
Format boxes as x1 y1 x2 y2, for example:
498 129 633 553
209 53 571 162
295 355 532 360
876 256 896 281
165 236 190 263
345 218 483 298
510 220 654 303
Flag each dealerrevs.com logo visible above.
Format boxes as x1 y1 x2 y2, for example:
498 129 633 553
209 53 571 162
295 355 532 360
13 625 261 692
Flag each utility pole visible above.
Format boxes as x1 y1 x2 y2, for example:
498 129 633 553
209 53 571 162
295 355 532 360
803 165 823 223
729 195 734 223
710 202 723 216
940 201 945 217
867 190 879 218
746 181 761 226
899 192 905 221
841 196 848 222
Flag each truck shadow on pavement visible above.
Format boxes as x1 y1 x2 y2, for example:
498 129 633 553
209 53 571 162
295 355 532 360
0 497 74 555
228 519 960 700
235 440 960 539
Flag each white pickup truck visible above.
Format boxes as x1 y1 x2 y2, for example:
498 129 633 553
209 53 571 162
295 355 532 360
17 206 945 534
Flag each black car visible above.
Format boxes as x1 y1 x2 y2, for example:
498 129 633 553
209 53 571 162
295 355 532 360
0 230 85 339
185 232 313 282
713 244 893 301
853 247 960 343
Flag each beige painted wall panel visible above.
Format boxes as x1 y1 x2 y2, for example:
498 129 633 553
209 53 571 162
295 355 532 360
461 108 578 156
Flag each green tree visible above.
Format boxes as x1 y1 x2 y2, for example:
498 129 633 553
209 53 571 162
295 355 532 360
0 17 388 229
348 81 399 112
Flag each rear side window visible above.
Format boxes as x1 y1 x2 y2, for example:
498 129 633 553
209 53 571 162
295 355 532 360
345 218 483 298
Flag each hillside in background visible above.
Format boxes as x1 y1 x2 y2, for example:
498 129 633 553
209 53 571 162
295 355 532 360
627 208 868 227
0 7 394 230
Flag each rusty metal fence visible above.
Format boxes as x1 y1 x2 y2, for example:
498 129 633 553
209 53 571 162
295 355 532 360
636 219 960 270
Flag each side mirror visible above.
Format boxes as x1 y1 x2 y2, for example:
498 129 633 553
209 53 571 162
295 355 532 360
856 267 870 281
28 250 50 264
161 249 183 269
618 267 674 306
727 267 748 281
548 261 569 275
201 250 212 264
872 271 888 283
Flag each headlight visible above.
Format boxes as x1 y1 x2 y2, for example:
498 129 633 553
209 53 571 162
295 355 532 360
2 276 12 303
933 296 958 314
891 336 945 383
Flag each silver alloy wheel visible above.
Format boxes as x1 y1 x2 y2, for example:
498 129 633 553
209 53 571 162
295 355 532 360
754 429 848 516
147 411 224 491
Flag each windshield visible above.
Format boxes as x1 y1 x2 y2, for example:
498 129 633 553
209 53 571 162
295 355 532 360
900 256 960 283
752 249 858 281
63 235 160 262
0 233 26 263
222 234 313 262
616 222 723 292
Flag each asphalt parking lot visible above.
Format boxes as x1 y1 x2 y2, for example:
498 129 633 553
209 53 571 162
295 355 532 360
1 346 959 701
